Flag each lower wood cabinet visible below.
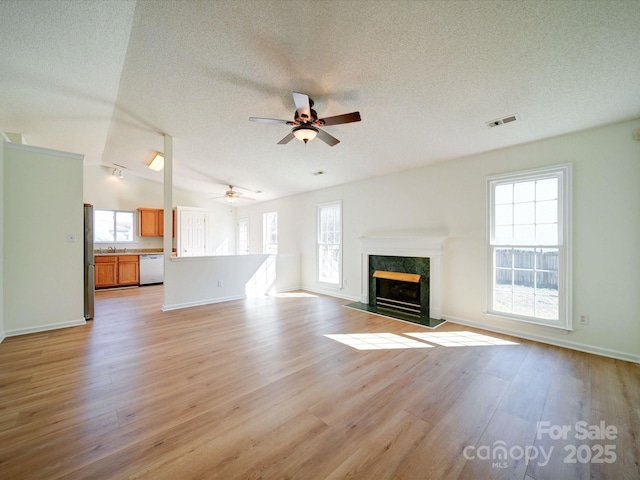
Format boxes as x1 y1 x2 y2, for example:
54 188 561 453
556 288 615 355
95 255 139 288
117 256 139 286
95 256 117 288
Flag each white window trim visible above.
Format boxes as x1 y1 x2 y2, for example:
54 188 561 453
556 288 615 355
485 164 572 330
237 216 249 255
263 211 278 255
316 200 343 288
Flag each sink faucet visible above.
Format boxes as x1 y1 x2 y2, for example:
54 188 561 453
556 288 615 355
109 246 116 253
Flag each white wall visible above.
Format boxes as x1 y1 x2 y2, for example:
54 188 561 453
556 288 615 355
3 143 85 335
163 253 301 311
163 253 301 310
0 136 4 341
238 119 640 362
83 165 236 254
241 198 303 256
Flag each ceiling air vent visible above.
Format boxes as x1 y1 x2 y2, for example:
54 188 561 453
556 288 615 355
486 113 519 128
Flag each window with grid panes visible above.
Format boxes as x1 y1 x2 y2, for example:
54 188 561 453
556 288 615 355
317 201 342 286
487 165 571 329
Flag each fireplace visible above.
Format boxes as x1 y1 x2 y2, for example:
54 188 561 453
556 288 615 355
352 236 446 327
374 270 422 316
369 255 430 317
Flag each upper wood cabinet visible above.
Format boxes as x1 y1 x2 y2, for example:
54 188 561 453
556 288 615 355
138 208 163 237
138 208 175 237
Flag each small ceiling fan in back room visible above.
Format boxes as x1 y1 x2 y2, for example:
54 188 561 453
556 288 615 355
208 185 256 204
249 92 361 146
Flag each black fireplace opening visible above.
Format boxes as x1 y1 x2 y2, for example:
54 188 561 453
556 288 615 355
368 255 430 317
375 275 421 316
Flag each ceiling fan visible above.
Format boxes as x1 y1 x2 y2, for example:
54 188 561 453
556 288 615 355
208 185 255 204
250 92 361 146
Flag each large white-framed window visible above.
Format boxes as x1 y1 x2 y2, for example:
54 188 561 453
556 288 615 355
263 211 278 254
487 164 571 329
94 209 135 243
317 200 342 286
237 216 249 255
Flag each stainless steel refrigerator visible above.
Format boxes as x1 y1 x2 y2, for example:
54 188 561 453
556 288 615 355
84 203 95 320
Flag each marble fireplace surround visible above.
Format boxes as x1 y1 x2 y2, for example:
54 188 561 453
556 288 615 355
359 236 446 320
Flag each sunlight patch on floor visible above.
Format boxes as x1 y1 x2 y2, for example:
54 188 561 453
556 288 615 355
406 331 519 347
324 333 434 350
273 292 319 298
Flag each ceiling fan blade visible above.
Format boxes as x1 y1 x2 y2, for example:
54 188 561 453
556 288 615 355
249 117 294 125
277 132 296 144
212 182 261 194
317 111 361 126
316 128 340 147
209 193 255 202
292 92 311 119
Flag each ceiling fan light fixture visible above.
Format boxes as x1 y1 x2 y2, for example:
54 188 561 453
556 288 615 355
226 195 237 204
292 125 318 144
148 153 164 171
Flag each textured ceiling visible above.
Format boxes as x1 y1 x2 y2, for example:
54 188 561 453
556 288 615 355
1 0 639 203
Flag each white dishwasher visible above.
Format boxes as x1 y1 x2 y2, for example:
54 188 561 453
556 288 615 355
139 254 164 285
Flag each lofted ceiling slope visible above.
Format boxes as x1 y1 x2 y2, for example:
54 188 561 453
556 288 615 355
1 0 639 203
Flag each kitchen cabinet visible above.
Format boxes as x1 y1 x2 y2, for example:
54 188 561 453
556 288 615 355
117 255 139 286
95 255 139 288
138 208 175 237
138 208 163 237
95 256 117 288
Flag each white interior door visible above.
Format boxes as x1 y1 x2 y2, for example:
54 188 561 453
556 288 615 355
179 210 207 257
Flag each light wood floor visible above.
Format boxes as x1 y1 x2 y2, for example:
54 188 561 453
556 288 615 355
1 286 638 479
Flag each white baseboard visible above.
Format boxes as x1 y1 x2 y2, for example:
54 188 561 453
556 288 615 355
162 284 306 311
0 330 5 344
443 314 640 364
272 284 303 293
162 294 247 311
302 285 360 302
270 286 304 295
5 318 87 338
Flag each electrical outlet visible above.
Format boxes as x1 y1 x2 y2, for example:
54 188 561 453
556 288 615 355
217 280 223 287
578 313 589 325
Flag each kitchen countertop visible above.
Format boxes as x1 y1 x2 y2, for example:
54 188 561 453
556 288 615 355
94 248 166 257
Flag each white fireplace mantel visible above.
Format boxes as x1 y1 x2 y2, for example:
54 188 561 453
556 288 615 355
359 236 446 319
